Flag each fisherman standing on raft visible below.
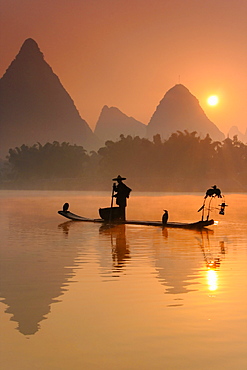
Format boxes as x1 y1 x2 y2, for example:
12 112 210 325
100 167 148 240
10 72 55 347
112 175 132 221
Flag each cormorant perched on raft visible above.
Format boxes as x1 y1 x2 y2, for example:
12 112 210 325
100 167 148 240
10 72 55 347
204 185 222 199
162 210 168 226
63 203 69 212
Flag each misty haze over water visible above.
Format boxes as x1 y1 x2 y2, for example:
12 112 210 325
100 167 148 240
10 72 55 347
1 133 247 192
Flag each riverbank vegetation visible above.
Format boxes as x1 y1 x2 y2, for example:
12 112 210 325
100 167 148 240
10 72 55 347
1 131 247 192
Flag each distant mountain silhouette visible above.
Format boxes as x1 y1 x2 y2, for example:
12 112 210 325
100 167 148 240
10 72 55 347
94 105 146 143
0 38 99 158
147 84 224 141
228 126 247 143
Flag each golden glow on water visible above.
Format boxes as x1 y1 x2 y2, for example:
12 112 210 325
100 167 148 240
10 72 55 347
0 191 247 369
207 269 218 291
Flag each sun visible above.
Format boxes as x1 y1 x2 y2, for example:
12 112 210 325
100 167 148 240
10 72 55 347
207 95 219 106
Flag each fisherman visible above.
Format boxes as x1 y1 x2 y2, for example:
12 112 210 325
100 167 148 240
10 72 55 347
204 185 222 199
112 175 132 221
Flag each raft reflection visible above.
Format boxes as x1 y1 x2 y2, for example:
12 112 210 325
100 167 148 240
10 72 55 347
99 224 130 275
97 224 226 297
197 231 227 293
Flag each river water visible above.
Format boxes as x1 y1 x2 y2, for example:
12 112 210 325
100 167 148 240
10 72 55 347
0 190 247 370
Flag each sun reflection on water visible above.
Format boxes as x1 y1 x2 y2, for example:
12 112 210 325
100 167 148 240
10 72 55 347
207 269 218 291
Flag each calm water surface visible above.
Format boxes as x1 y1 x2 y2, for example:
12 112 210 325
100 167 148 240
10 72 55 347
0 190 247 370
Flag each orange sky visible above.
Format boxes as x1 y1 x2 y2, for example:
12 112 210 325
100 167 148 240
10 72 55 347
1 0 247 135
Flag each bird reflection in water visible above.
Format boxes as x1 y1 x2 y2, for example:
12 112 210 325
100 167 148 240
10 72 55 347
197 230 227 270
99 224 130 274
162 226 168 238
197 231 227 292
58 221 72 237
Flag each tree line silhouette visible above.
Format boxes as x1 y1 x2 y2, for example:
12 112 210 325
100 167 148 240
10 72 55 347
1 131 247 191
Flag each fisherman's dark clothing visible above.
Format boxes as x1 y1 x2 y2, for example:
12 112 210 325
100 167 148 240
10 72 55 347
113 182 132 220
114 182 131 207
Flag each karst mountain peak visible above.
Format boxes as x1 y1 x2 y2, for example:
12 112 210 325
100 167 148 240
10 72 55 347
0 39 226 159
0 38 100 158
147 83 224 141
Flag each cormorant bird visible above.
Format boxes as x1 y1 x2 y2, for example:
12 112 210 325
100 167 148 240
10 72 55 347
63 203 69 212
205 185 222 199
162 210 168 225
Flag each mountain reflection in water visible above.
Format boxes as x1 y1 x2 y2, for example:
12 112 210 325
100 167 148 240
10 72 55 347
0 220 81 336
1 217 224 337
